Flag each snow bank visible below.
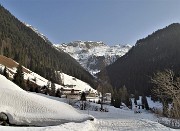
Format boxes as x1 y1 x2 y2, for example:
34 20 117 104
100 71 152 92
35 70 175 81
146 97 163 109
0 75 93 126
0 120 96 131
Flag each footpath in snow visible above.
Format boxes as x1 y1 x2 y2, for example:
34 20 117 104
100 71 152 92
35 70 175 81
79 104 176 131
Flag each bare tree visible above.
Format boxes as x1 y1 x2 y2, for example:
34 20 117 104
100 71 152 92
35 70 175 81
151 69 180 118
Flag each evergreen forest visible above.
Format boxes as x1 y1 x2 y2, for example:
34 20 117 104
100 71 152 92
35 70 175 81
104 23 180 95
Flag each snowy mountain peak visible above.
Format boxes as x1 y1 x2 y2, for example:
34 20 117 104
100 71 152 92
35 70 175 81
54 41 132 75
62 40 106 49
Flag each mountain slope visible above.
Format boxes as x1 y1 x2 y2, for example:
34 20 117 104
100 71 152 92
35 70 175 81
105 23 180 95
0 5 95 88
55 41 131 74
0 55 96 93
24 23 50 43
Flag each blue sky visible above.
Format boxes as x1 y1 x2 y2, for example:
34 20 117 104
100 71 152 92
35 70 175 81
0 0 180 45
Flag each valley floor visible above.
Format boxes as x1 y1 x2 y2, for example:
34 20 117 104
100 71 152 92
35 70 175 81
0 98 178 131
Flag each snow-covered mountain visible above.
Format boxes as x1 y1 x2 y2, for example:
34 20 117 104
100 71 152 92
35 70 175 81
54 41 132 75
23 22 131 75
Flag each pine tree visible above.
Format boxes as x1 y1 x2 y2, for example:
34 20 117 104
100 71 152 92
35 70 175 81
113 88 121 108
47 81 51 89
29 86 34 92
56 89 61 98
125 94 131 108
26 78 31 91
35 86 40 93
111 96 114 106
50 81 56 96
119 88 123 101
3 66 8 79
80 92 86 110
134 97 137 105
0 67 3 75
122 86 130 106
123 86 128 101
13 64 26 90
142 95 148 110
119 85 130 106
55 71 62 85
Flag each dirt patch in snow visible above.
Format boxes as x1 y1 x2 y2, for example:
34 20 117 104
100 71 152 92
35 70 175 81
0 55 30 74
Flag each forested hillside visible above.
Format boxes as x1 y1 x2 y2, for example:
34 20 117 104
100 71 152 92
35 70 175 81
105 23 180 95
0 5 95 87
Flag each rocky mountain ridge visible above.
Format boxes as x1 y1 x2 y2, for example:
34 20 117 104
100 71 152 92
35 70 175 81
55 41 132 75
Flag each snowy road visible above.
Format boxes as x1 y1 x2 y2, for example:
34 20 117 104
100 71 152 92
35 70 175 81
79 104 176 131
94 119 174 131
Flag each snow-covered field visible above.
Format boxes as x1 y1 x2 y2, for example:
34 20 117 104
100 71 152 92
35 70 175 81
55 73 97 93
0 80 175 131
0 74 178 131
0 75 93 127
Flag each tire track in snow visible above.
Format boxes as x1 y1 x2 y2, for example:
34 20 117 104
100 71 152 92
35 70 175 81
95 119 173 131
